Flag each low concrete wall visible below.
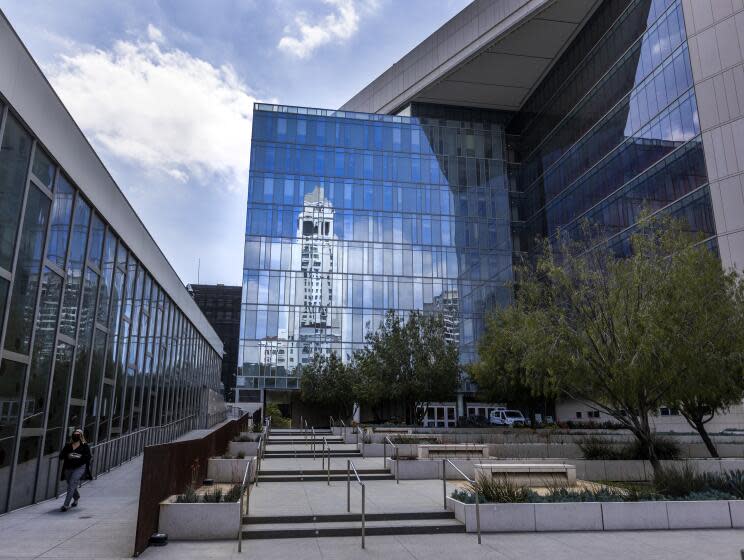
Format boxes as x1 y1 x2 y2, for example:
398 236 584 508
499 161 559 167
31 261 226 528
228 441 260 456
448 497 742 533
390 458 744 482
158 499 240 539
206 458 255 483
360 443 418 458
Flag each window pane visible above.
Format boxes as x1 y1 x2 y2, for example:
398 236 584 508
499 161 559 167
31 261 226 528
97 229 116 324
87 214 105 268
59 198 90 338
40 342 73 500
31 147 54 190
0 116 32 271
0 359 27 513
10 268 63 509
70 267 99 401
46 175 74 267
4 186 51 354
84 329 106 441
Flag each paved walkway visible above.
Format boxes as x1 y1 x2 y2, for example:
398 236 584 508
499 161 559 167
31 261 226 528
141 530 744 559
0 456 142 559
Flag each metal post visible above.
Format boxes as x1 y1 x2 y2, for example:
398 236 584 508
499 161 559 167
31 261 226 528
347 460 351 512
361 484 366 549
442 459 447 510
383 440 386 468
395 445 399 484
327 446 330 486
475 490 482 545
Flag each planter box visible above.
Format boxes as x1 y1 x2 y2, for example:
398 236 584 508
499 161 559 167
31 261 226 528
159 498 240 540
207 458 253 483
666 500 732 529
228 440 260 456
535 502 603 531
361 443 418 458
601 501 669 530
448 497 740 533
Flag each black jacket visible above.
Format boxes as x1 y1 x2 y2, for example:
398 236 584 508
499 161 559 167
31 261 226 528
60 443 93 480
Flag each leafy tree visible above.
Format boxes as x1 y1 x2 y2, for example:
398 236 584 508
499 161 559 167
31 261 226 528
470 308 556 425
299 351 357 421
474 216 744 471
656 235 744 457
353 310 460 424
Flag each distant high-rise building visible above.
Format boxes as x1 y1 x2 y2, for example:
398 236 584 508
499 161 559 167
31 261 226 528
189 284 241 402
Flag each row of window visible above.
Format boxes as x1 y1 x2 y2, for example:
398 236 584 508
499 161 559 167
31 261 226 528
246 207 511 250
250 143 510 188
0 101 221 513
252 111 509 158
248 174 511 217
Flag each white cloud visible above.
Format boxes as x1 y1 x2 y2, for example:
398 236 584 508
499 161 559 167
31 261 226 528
47 29 258 190
278 0 377 59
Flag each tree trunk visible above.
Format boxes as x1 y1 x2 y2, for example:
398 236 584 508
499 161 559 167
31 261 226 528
632 415 661 474
692 418 719 458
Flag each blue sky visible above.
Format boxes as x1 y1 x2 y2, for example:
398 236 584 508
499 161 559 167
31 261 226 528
0 0 469 285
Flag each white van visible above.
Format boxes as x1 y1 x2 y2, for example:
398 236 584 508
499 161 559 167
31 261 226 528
489 409 526 426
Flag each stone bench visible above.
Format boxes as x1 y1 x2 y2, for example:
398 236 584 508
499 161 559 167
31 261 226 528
475 463 577 487
418 444 489 459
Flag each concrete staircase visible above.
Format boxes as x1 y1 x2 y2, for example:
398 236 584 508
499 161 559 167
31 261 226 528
257 468 394 482
241 511 465 539
261 427 362 459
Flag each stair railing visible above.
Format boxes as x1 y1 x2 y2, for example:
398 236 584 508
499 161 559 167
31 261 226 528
255 418 270 488
304 419 309 442
383 436 400 484
443 459 481 545
347 459 366 549
237 456 255 553
312 427 316 459
322 436 330 485
340 418 346 439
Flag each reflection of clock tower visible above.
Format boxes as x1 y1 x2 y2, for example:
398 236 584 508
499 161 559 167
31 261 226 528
292 186 341 366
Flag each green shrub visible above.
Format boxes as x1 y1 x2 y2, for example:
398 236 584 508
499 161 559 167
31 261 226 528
265 403 291 428
224 484 243 503
702 469 744 499
201 488 223 503
236 451 246 459
389 435 438 444
467 474 533 504
675 489 736 501
627 437 680 460
653 464 707 498
251 422 263 433
175 485 199 503
578 436 626 460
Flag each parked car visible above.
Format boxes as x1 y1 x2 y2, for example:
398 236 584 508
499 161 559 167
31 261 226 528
489 409 526 426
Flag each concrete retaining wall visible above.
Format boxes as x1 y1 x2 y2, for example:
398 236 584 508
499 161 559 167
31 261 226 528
389 458 744 482
448 497 744 532
206 458 255 483
159 499 240 539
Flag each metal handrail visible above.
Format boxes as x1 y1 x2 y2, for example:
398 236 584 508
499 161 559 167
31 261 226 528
347 459 366 549
238 456 255 553
322 436 330 485
304 419 309 442
311 427 316 459
383 436 399 484
443 459 481 545
255 417 270 487
340 418 346 438
355 425 364 446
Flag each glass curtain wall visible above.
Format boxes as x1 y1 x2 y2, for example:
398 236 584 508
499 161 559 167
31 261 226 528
0 99 222 514
240 103 514 391
510 0 713 252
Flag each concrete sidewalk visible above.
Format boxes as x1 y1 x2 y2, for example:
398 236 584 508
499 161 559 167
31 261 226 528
0 455 142 559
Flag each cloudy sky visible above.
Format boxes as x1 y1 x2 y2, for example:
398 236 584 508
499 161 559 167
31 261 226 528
0 0 469 285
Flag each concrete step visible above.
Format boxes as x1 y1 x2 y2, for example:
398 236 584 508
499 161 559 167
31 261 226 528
269 429 333 435
259 469 390 476
256 474 395 482
241 517 464 539
263 451 361 457
265 439 345 445
244 511 455 524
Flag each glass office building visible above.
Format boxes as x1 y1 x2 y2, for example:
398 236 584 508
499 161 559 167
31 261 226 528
0 15 224 513
239 104 514 392
240 0 722 399
511 0 714 253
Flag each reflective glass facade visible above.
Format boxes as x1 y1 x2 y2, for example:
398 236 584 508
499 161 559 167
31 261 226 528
240 104 514 391
510 0 714 252
240 0 715 396
0 100 223 513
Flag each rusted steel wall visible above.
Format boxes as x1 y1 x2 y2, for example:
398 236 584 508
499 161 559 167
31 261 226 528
133 414 250 556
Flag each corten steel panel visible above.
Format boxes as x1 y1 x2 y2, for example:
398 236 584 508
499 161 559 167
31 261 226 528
133 413 251 556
